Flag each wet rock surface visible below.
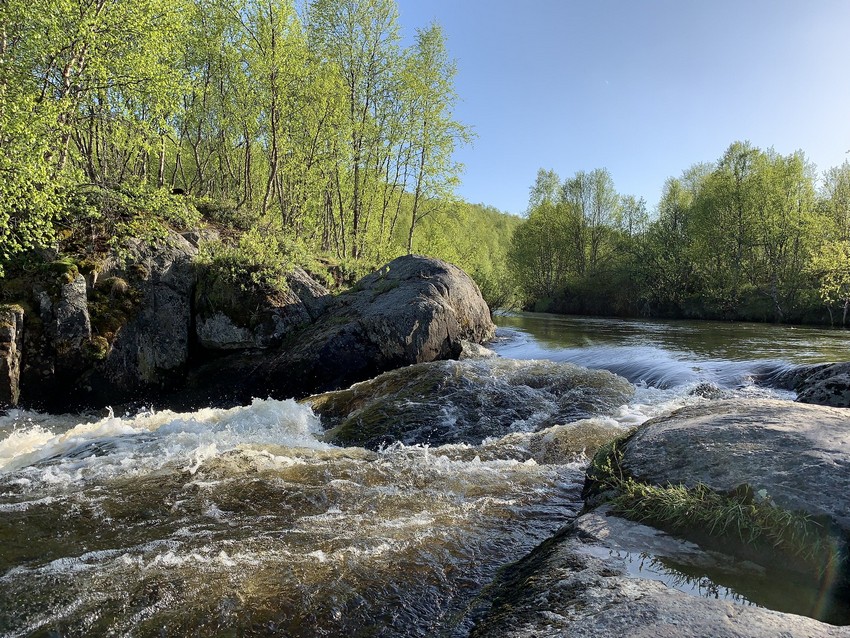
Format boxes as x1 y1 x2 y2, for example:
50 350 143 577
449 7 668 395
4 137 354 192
309 358 634 448
618 399 850 533
796 362 850 407
472 509 850 637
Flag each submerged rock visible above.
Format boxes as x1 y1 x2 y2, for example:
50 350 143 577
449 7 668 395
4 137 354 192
617 399 850 535
472 509 850 637
309 358 634 448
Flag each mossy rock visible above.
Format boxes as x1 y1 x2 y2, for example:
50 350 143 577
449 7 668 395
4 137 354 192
83 336 110 361
311 358 635 449
45 259 80 285
88 277 141 343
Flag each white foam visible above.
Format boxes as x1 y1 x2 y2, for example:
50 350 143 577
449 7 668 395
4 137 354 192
0 399 327 477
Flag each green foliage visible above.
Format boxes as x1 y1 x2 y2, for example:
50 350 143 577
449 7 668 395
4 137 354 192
512 142 842 324
58 184 201 262
197 228 297 297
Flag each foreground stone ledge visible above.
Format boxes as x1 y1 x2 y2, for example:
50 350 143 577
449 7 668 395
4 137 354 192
472 509 850 637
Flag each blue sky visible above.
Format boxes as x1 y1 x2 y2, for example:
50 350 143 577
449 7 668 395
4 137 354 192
395 0 850 215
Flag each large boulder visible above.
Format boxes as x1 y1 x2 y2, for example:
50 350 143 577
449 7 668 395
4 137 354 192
53 273 91 349
472 510 850 637
0 305 24 407
194 267 330 351
186 255 496 404
616 399 850 533
94 232 198 393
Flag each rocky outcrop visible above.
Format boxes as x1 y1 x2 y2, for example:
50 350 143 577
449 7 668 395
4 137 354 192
616 399 850 533
53 274 91 349
287 267 331 320
189 255 496 404
194 267 330 351
93 232 198 394
472 510 850 637
795 362 850 407
6 250 492 410
310 358 634 448
0 305 24 406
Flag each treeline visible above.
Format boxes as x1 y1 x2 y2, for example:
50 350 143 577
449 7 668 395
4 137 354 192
0 0 515 300
511 141 850 325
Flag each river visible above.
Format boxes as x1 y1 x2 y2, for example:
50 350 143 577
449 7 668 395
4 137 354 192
0 313 845 636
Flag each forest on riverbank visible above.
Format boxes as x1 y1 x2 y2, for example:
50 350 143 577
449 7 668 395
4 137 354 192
0 0 517 306
511 143 850 326
4 0 850 327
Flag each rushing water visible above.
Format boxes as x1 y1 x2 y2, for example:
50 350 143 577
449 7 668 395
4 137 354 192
0 313 846 636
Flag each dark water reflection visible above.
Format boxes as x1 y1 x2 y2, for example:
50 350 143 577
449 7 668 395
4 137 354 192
492 313 850 389
494 313 850 363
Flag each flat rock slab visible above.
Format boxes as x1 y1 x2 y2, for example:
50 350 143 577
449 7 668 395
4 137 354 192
619 399 850 532
472 509 850 637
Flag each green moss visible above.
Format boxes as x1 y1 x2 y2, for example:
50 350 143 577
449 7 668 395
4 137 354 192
0 303 25 316
310 363 448 446
83 336 110 360
371 278 400 296
46 259 79 285
88 277 141 343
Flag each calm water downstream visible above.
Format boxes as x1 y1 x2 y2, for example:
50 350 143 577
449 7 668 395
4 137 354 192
0 313 847 636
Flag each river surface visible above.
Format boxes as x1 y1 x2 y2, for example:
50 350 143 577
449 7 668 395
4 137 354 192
0 313 846 636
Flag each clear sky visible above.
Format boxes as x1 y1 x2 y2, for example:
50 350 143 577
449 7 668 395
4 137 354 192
394 0 850 215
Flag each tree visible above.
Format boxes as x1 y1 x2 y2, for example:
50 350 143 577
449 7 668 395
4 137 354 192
403 23 470 254
307 0 401 259
561 168 619 276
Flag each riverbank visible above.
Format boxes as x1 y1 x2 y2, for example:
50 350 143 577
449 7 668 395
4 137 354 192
0 247 494 413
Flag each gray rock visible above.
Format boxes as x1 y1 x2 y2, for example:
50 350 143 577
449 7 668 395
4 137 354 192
619 399 850 533
180 228 219 249
255 254 495 398
194 266 326 352
100 232 197 387
459 339 497 359
796 362 850 407
0 305 24 406
472 510 850 637
186 255 496 404
196 312 256 350
54 273 91 348
286 267 331 320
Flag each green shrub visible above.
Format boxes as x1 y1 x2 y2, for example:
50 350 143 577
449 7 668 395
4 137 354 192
59 183 201 258
197 228 294 297
192 197 256 230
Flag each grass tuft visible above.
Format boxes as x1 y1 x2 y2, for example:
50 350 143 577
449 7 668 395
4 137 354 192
585 431 844 578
